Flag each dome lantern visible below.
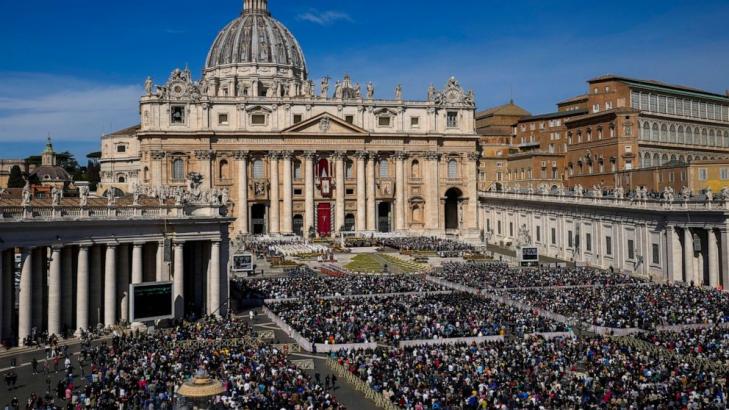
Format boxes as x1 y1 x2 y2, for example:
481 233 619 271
243 0 269 16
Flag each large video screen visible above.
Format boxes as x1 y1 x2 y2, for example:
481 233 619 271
130 282 174 322
521 247 539 261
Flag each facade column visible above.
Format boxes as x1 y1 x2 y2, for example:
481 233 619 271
62 247 74 331
366 152 377 231
209 241 221 316
156 240 166 281
104 245 117 328
194 150 213 190
281 151 293 234
76 246 89 334
355 151 367 232
132 243 144 284
31 248 44 331
466 153 480 233
303 151 316 236
269 152 280 234
173 242 185 320
118 244 130 324
708 228 720 287
394 152 406 231
2 249 13 342
334 152 346 232
151 151 165 187
235 151 250 235
48 246 62 336
683 227 695 284
668 226 683 283
426 153 441 232
18 248 32 344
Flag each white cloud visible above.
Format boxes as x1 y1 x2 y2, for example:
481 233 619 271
0 72 140 143
297 9 353 26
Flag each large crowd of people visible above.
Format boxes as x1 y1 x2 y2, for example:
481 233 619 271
247 273 445 299
345 236 475 256
269 293 566 345
436 262 646 289
6 317 343 409
636 325 729 364
504 284 729 329
333 335 728 408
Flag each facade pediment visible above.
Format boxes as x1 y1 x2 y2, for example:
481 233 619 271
281 113 367 135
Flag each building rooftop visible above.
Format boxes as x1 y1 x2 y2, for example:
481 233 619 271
518 109 589 122
476 101 530 119
102 124 141 139
557 94 588 106
589 75 729 101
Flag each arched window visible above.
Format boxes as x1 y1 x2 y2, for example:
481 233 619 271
411 160 421 178
642 122 650 140
701 129 708 145
117 175 126 183
661 154 668 165
651 123 659 141
412 204 423 223
677 126 685 144
709 129 716 146
447 160 458 179
252 159 264 179
660 124 668 142
143 167 150 182
669 125 676 143
652 153 659 166
172 159 185 181
686 127 693 144
379 160 389 178
345 160 354 179
219 159 230 180
293 160 302 180
644 153 652 168
724 131 729 148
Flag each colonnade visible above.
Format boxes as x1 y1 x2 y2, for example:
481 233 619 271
0 239 225 346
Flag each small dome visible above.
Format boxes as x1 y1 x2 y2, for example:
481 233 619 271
31 165 72 182
205 0 307 80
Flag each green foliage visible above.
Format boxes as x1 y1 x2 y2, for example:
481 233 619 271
7 165 25 188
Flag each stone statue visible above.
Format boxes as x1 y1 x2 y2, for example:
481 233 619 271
79 186 89 207
334 80 343 99
680 186 691 201
720 187 729 202
663 186 675 204
427 84 436 101
614 186 625 199
237 79 246 97
395 84 402 100
557 185 566 196
465 90 475 105
367 82 374 99
221 188 230 204
132 189 140 206
266 84 275 98
144 76 153 96
21 179 31 206
106 189 116 206
275 80 282 98
592 185 602 198
517 224 531 247
320 77 329 98
706 188 714 202
288 81 298 97
51 187 61 207
354 82 361 98
574 184 583 197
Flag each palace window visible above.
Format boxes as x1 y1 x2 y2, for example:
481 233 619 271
251 114 267 125
652 243 660 265
117 145 126 153
253 159 265 179
293 114 303 124
172 159 185 181
586 233 592 252
171 106 185 124
218 113 229 125
698 168 708 181
551 228 556 245
379 160 389 178
627 239 635 259
345 160 354 179
605 236 612 256
345 115 354 124
720 168 729 180
411 160 421 178
447 112 458 128
219 159 230 180
293 160 302 180
378 116 392 127
410 117 420 128
447 160 458 179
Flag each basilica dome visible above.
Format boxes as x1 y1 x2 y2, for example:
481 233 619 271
204 0 307 81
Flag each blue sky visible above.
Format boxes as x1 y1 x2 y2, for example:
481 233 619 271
1 0 728 160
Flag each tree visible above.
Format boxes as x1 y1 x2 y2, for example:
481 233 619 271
86 160 101 191
7 165 25 188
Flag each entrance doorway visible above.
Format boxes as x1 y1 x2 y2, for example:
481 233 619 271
444 187 462 230
317 203 332 237
251 204 267 234
378 202 392 232
293 214 304 236
344 214 355 232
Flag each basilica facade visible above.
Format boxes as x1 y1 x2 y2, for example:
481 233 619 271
102 0 480 240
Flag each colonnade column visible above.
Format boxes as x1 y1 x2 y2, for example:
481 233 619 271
708 228 719 287
668 226 683 282
130 243 144 326
173 242 185 320
426 153 441 232
394 152 406 231
104 245 117 328
76 246 89 334
236 151 249 235
90 245 102 326
48 246 62 336
281 151 293 234
304 151 316 236
156 241 166 281
334 152 346 232
118 245 129 324
269 152 280 234
18 248 32 344
683 227 695 284
209 241 221 317
62 247 74 330
355 151 367 231
721 228 729 288
467 153 480 232
366 153 377 231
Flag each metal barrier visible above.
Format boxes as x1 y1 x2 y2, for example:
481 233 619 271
326 358 400 410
